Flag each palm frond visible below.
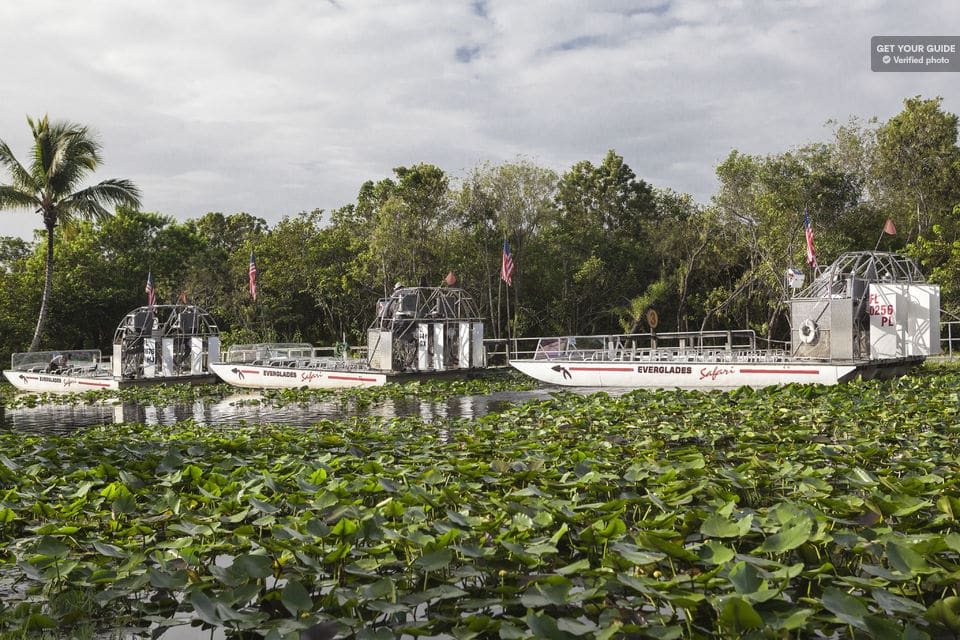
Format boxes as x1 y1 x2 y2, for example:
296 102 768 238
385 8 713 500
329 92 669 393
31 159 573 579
51 131 102 196
0 185 39 210
64 179 142 218
28 116 104 198
0 140 35 190
615 278 673 333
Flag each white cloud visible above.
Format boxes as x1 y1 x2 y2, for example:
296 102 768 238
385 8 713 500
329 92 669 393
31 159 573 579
1 0 958 240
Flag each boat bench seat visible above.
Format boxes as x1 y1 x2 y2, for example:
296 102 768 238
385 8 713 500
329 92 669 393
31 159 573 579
70 365 100 374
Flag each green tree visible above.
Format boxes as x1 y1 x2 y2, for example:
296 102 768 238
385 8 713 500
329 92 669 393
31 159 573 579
0 115 141 351
0 236 31 269
453 159 558 337
551 150 657 333
255 210 329 343
871 96 960 241
308 205 372 343
0 210 216 360
363 164 452 293
181 212 267 340
711 144 863 340
0 237 35 363
619 190 725 333
911 220 960 315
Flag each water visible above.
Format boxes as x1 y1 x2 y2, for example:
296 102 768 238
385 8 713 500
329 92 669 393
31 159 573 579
0 388 567 434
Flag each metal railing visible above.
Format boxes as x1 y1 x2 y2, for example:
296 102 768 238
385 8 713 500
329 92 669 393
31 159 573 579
489 330 779 365
941 321 960 358
487 323 960 363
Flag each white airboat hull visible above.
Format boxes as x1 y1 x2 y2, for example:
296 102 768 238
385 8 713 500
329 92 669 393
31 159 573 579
508 359 861 390
3 370 120 392
209 362 388 390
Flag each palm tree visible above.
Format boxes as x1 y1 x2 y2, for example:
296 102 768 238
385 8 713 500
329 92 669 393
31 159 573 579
0 115 142 351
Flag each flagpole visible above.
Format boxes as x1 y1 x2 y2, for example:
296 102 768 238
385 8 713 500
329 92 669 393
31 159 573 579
874 218 897 252
259 295 267 342
247 248 265 340
505 276 511 346
496 269 502 341
501 238 515 350
803 209 818 275
503 238 510 344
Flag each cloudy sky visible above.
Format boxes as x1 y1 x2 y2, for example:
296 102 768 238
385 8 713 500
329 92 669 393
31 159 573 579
1 0 958 241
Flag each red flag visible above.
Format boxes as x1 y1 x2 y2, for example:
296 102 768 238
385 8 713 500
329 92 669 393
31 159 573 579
249 250 258 300
501 240 515 286
177 291 188 304
444 271 457 286
883 218 897 235
804 210 817 269
145 272 156 307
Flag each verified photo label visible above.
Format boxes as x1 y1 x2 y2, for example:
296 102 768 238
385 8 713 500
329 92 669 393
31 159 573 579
872 36 960 71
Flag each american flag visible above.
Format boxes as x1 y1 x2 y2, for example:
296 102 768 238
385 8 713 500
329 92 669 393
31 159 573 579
501 240 515 286
249 250 258 300
804 210 817 270
145 271 156 307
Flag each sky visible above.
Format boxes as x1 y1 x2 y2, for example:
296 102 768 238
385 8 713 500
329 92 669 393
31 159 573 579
1 0 958 241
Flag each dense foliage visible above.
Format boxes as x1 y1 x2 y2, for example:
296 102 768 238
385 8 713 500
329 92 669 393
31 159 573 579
0 116 142 353
1 97 959 365
2 368 960 638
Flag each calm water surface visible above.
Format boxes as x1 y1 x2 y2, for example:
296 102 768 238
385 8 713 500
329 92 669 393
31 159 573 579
0 388 578 434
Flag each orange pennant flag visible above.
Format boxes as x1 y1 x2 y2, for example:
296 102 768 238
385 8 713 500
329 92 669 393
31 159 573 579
883 218 897 235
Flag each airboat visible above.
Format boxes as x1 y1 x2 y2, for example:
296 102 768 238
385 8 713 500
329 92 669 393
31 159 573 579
209 285 487 390
509 251 940 390
3 305 221 393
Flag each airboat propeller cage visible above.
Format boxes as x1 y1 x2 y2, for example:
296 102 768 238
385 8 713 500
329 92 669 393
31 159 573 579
367 286 485 371
789 252 939 360
111 305 221 379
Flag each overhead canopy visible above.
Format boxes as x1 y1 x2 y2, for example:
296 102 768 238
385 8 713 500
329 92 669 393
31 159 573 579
795 251 925 299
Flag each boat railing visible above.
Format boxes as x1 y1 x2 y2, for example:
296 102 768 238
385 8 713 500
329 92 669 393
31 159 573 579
940 321 960 358
223 343 317 364
510 330 762 363
483 338 509 366
9 349 112 375
61 358 113 377
11 349 95 371
222 342 370 368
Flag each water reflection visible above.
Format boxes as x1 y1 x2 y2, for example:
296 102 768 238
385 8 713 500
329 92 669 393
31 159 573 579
0 388 563 434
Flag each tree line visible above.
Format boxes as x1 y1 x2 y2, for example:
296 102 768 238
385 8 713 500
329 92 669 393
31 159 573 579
0 96 958 365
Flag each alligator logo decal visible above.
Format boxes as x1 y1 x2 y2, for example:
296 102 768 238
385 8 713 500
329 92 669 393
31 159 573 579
551 364 572 380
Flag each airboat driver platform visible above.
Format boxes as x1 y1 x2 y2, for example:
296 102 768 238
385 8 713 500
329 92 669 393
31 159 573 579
508 252 940 390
